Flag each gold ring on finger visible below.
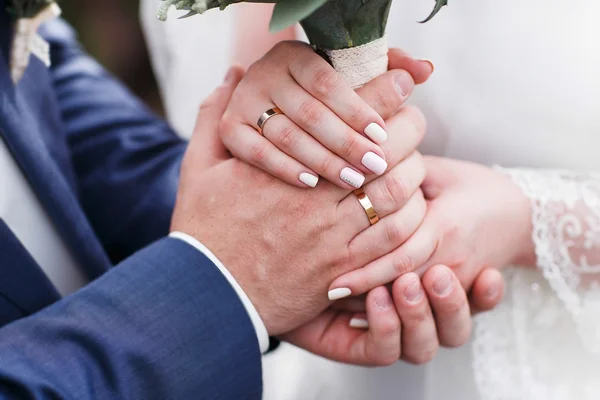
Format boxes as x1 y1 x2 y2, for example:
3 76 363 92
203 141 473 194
257 107 284 135
354 188 380 225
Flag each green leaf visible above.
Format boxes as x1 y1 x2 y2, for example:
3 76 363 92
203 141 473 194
420 0 448 23
269 0 329 33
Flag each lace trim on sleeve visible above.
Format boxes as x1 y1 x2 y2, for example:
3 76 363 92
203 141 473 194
498 167 600 352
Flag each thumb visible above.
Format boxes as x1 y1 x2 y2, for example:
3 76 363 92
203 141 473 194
188 65 245 169
469 268 505 315
387 48 434 85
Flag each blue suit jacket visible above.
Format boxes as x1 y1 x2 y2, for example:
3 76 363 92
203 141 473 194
0 6 262 399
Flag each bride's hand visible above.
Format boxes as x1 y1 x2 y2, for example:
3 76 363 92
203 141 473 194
327 156 532 298
219 42 434 189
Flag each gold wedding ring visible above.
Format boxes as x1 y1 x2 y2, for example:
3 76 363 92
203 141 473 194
257 107 284 135
354 188 380 225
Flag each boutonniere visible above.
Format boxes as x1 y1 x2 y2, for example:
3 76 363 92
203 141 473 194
6 0 62 83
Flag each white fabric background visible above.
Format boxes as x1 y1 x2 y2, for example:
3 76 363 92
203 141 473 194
140 1 600 398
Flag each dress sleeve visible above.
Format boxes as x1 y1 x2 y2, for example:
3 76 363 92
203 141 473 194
470 168 600 400
499 167 600 352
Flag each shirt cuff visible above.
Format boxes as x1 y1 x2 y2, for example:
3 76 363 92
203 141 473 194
169 232 269 354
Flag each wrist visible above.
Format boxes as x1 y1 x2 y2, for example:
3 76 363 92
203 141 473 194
495 169 537 267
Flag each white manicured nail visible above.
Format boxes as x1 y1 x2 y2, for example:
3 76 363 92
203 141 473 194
340 168 365 188
361 152 388 175
349 318 369 329
364 123 387 144
328 287 352 301
299 172 319 188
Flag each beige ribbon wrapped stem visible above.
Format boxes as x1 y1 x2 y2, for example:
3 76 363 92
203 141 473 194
323 36 389 89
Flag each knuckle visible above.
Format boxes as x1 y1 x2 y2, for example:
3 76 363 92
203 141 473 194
412 190 427 219
345 105 369 128
272 158 289 181
270 41 294 60
403 105 427 138
311 67 341 97
440 292 466 316
378 352 401 367
331 247 353 271
297 98 324 129
218 117 235 141
275 124 300 153
443 324 473 348
403 152 427 187
273 40 300 53
198 97 216 114
329 250 354 280
410 152 426 177
271 41 287 54
384 221 404 246
290 196 313 219
249 141 270 164
368 346 399 367
375 84 403 114
319 153 336 175
244 62 264 79
404 347 438 365
381 173 410 206
379 317 400 338
392 252 415 275
339 132 360 159
437 216 460 244
405 307 429 324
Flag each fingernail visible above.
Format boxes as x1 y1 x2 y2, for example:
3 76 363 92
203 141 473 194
364 122 387 144
421 59 435 74
340 168 365 188
374 290 393 310
349 318 369 329
404 278 424 303
395 72 414 97
433 270 452 297
223 67 236 84
328 287 352 301
299 172 319 188
361 152 388 175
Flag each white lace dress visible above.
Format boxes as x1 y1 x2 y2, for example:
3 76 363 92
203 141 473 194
140 0 600 398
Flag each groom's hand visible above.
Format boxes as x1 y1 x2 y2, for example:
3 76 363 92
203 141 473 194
283 265 504 366
171 69 428 337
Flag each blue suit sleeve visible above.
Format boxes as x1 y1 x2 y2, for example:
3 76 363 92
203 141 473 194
0 238 263 399
39 19 187 261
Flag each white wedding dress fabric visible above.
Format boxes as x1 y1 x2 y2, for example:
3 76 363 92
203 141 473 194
140 1 600 398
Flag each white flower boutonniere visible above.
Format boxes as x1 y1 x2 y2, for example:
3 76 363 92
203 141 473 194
6 0 62 83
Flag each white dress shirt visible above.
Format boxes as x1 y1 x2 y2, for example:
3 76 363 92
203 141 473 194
0 137 87 297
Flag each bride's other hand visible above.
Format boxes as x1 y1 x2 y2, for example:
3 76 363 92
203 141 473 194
327 156 532 297
219 41 434 189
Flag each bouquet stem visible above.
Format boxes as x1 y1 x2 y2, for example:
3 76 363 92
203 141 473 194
323 36 388 89
298 0 393 88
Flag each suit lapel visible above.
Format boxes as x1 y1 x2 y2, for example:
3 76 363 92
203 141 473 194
0 50 111 280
